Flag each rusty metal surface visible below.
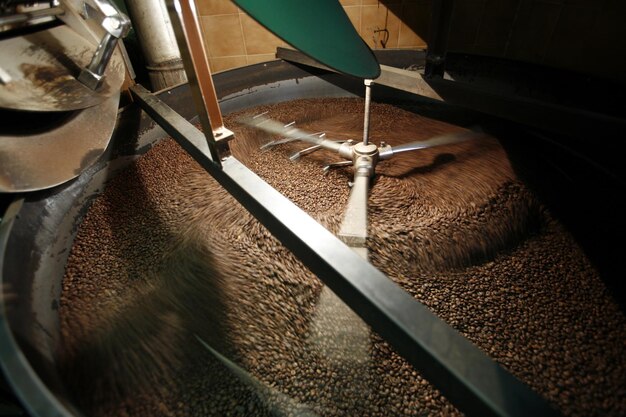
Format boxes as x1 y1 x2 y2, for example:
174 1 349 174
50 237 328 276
0 92 119 192
0 24 124 112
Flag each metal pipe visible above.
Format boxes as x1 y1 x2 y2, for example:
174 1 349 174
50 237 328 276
362 79 373 146
124 0 187 91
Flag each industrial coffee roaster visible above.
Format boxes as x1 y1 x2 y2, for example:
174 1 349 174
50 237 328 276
1 1 625 416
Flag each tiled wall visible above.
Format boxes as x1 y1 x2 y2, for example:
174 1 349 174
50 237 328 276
340 0 431 50
197 0 429 73
197 0 626 82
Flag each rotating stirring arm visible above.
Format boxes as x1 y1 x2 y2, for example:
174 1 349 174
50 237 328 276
242 115 344 153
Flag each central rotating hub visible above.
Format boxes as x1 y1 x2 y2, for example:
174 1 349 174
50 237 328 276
353 142 378 157
339 141 380 177
243 94 477 260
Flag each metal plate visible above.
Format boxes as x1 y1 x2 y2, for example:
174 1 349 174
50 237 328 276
233 0 379 79
0 92 119 192
0 24 125 112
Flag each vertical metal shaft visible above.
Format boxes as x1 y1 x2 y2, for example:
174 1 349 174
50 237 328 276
362 79 373 146
425 0 455 78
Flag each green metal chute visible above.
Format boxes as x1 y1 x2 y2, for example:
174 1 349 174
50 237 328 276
233 0 380 79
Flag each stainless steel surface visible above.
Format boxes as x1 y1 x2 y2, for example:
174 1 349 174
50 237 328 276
337 143 377 256
337 170 369 255
362 79 372 146
0 199 82 417
0 92 119 192
131 83 561 417
322 160 353 173
77 0 130 90
289 143 322 161
0 24 125 111
243 115 343 153
289 139 344 161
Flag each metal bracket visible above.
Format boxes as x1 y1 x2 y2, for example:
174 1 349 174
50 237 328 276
164 0 236 164
77 0 131 90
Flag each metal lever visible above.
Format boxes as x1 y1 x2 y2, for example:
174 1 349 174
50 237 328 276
258 121 319 150
77 0 131 90
322 160 353 174
290 143 323 161
289 138 347 161
242 115 343 153
260 137 297 150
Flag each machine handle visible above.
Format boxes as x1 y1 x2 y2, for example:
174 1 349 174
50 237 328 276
77 0 131 90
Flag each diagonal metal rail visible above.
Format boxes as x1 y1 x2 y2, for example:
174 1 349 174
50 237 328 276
130 83 560 417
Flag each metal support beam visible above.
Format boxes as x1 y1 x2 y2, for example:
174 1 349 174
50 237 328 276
130 83 560 417
425 0 455 78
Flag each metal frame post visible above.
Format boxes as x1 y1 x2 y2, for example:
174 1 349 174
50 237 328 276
425 0 455 78
165 0 233 163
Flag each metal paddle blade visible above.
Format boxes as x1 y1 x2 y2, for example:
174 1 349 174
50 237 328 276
240 115 343 153
234 0 380 79
383 130 480 159
338 173 370 260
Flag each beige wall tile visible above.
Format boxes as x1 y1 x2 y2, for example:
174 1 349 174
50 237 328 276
343 5 362 33
361 4 402 49
196 0 238 16
398 1 430 48
201 14 246 57
339 0 362 5
209 56 247 72
240 13 286 55
246 54 276 65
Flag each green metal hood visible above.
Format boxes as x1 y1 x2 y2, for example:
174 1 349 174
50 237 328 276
233 0 380 79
